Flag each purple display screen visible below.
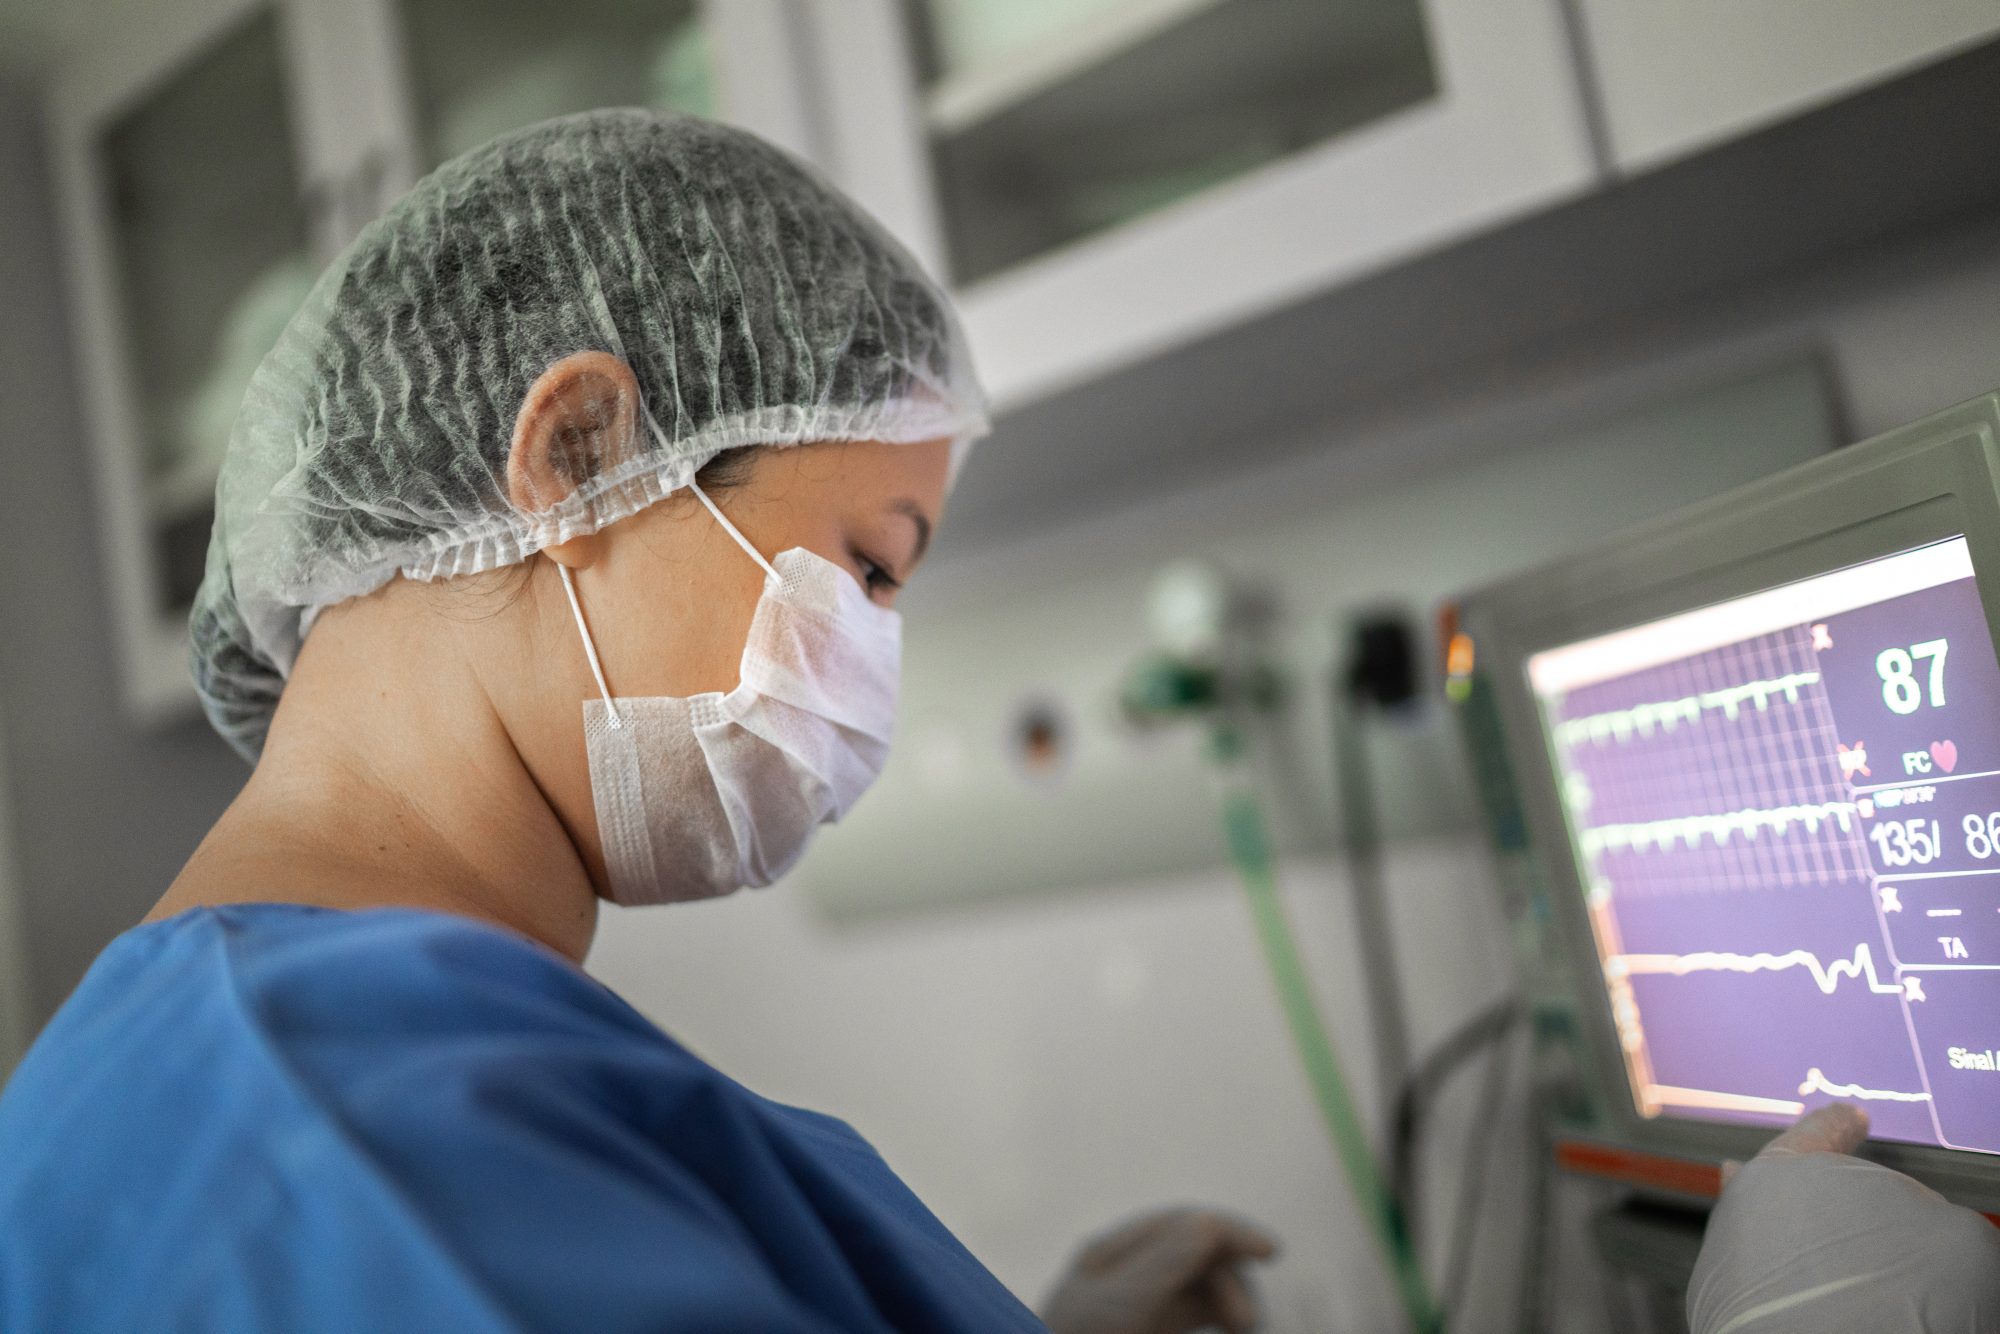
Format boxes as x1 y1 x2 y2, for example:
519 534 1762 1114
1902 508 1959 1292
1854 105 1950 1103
1531 537 2000 1154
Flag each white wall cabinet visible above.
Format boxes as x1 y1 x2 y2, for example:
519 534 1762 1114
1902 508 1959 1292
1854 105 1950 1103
45 0 805 725
46 0 320 724
1576 0 2000 173
805 0 1603 410
44 0 1998 725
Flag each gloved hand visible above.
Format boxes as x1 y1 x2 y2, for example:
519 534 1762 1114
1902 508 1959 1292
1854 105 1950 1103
1688 1103 2000 1332
1040 1207 1280 1334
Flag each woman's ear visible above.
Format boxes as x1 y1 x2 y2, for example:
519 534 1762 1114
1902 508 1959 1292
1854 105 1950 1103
507 350 642 517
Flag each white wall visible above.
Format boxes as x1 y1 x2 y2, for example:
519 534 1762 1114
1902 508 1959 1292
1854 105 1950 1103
1819 235 2000 440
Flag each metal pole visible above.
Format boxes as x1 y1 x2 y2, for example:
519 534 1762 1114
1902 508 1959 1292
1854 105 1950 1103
1330 670 1414 1160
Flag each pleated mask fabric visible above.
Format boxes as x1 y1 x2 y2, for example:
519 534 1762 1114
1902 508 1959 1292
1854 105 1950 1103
561 491 900 904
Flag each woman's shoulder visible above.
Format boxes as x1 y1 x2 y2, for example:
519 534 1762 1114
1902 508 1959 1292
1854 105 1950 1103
1 904 1049 1334
6 902 706 1135
93 901 660 1044
0 904 1033 1333
0 901 781 1200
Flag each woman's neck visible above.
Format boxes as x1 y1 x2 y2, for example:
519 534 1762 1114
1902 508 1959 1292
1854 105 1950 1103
150 647 601 964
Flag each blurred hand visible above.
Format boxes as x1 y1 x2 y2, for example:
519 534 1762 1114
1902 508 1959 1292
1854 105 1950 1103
1040 1207 1279 1334
1689 1103 2000 1333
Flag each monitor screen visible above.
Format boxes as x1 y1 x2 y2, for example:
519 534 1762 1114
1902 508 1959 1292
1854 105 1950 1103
1529 536 2000 1154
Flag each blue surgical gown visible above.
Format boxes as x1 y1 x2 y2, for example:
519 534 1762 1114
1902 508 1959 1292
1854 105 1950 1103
0 903 1048 1332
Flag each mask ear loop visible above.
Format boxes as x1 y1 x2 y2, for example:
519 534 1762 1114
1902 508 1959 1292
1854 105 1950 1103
555 469 770 732
559 564 623 730
689 479 782 584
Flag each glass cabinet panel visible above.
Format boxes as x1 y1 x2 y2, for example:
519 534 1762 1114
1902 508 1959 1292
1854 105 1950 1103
398 0 713 169
100 6 314 615
902 0 1440 285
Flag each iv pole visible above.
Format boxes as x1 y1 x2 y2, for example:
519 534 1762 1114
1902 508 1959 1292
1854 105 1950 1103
1331 614 1418 1158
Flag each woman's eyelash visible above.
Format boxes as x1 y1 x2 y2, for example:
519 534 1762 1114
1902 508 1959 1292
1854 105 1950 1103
858 554 902 592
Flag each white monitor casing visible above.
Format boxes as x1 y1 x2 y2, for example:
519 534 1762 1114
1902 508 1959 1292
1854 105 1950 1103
1452 390 2000 1212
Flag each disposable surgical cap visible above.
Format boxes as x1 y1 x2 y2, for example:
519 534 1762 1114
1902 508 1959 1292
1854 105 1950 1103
190 109 987 763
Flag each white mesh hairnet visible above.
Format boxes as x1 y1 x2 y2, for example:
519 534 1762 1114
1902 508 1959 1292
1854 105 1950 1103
190 109 987 763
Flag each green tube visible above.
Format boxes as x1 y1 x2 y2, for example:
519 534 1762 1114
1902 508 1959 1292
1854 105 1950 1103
1217 771 1444 1334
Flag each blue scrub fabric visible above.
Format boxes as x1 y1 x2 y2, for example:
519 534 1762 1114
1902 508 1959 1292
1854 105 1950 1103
0 904 1048 1332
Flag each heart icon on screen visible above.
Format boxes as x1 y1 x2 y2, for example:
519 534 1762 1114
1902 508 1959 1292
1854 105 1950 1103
1931 739 1958 773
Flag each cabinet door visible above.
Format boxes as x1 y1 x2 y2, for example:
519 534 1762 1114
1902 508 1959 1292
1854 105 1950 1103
46 0 319 723
283 0 423 247
808 0 1599 410
382 0 719 175
1578 2 2000 173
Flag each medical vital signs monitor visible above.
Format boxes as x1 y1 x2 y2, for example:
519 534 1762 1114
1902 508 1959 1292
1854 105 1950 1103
1450 390 2000 1211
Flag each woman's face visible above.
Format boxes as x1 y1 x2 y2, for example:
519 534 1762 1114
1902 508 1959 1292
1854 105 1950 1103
498 435 950 900
500 351 954 702
554 436 952 701
464 350 961 903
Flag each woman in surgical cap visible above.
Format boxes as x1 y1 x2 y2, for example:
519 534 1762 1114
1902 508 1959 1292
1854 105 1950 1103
0 110 1279 1333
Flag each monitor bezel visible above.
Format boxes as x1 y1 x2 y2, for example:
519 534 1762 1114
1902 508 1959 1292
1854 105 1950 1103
1456 391 2000 1211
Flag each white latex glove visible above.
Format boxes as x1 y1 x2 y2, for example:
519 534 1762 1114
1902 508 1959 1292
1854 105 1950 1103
1688 1103 2000 1332
1040 1207 1280 1334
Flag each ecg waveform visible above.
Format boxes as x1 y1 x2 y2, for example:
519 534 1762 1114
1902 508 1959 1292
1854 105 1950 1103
1798 1067 1931 1103
1579 801 1858 857
1556 671 1823 747
1610 943 1914 998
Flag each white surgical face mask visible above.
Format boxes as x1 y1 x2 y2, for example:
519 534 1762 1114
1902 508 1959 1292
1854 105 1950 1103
559 483 902 905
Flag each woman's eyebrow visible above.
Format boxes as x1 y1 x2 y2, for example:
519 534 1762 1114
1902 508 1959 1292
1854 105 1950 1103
891 499 932 563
